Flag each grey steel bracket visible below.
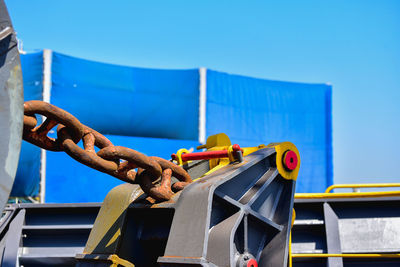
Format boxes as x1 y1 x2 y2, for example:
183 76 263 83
0 27 13 42
77 147 297 267
1 209 25 267
159 147 296 267
323 203 343 267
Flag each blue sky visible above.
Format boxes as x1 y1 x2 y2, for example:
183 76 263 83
5 0 400 185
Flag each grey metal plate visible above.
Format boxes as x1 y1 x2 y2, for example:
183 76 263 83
0 0 24 213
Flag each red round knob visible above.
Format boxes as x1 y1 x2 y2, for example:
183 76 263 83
247 259 258 267
232 144 241 151
283 150 298 171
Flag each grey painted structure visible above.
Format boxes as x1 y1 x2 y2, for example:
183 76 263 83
1 148 299 266
292 197 400 266
0 0 24 213
0 203 100 266
77 147 296 266
1 197 400 266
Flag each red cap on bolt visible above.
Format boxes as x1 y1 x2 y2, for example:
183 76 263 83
283 150 298 171
232 144 241 151
247 259 258 267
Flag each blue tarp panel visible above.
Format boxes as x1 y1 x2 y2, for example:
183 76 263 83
50 52 200 140
205 70 332 193
46 135 199 203
13 51 333 200
11 51 43 197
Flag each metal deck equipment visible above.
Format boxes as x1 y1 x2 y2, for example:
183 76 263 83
1 1 400 266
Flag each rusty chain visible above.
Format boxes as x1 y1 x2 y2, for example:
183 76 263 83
22 100 192 201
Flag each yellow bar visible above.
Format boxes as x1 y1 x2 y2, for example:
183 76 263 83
292 253 400 258
295 191 400 199
325 183 400 193
288 208 295 267
288 231 292 267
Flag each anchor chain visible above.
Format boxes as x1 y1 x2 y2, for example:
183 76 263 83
22 100 192 201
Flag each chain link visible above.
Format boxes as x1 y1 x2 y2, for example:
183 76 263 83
22 100 192 201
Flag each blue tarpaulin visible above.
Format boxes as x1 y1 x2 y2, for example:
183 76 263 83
51 53 200 139
12 51 333 202
46 135 199 203
11 51 43 197
205 70 332 193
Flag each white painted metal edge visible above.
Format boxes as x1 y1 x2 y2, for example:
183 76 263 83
198 67 207 145
40 49 52 203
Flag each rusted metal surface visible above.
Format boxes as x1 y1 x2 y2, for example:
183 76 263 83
22 100 192 201
138 169 175 201
23 100 84 151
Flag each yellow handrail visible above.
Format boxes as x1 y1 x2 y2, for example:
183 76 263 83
325 183 400 193
292 253 400 258
295 183 400 199
291 183 400 262
295 191 400 199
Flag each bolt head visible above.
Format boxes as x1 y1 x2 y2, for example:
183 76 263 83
283 150 298 171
